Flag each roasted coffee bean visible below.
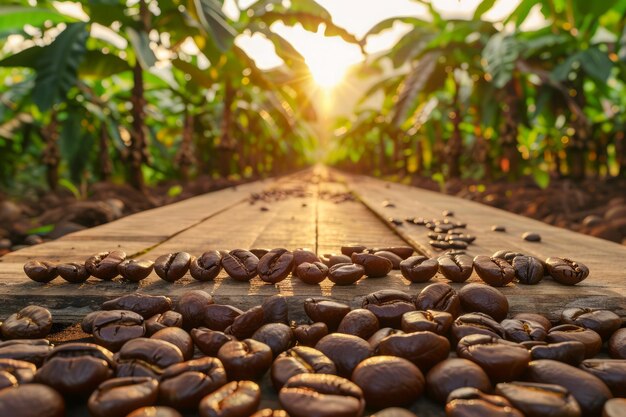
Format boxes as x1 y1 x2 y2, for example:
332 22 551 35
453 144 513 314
522 232 541 242
92 310 145 352
270 346 336 390
199 380 261 417
202 304 243 332
316 333 373 377
249 248 269 259
35 343 114 396
0 383 65 417
117 259 154 282
24 260 58 283
547 324 602 358
426 358 492 403
401 310 452 335
102 294 172 319
57 262 90 283
292 248 320 273
151 327 194 360
86 251 126 280
526 359 613 416
496 382 581 417
514 313 552 331
352 355 424 408
473 256 515 287
371 246 414 260
145 310 183 335
222 249 259 281
603 398 626 417
561 308 622 340
251 323 294 357
502 319 547 343
190 251 222 282
296 261 328 284
0 339 53 366
0 371 17 388
127 407 182 417
580 359 626 397
191 328 234 356
368 328 404 353
371 408 417 417
159 357 227 409
457 334 530 382
81 310 101 333
492 225 506 232
176 290 214 329
225 305 265 339
351 253 393 278
546 257 589 285
446 387 524 417
530 341 586 365
251 410 288 417
437 254 473 283
336 309 379 340
116 338 184 378
262 295 289 324
0 358 36 384
362 289 415 328
511 255 544 285
430 240 467 250
258 248 294 284
458 283 509 321
379 331 449 372
279 373 365 417
451 313 506 343
154 252 191 282
218 339 272 381
492 250 525 262
414 282 461 318
321 254 352 267
293 322 328 347
399 256 438 283
373 251 402 269
304 298 350 331
1 305 52 339
609 328 626 359
328 262 365 285
88 377 158 417
341 244 367 257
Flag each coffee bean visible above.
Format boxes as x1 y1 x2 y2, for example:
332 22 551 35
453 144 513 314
1 305 52 339
251 323 294 357
199 380 261 417
399 256 438 283
191 328 234 357
202 304 243 332
526 359 612 416
293 322 328 347
401 310 452 335
279 373 365 417
609 328 626 359
513 313 552 332
341 244 367 257
116 338 184 378
511 255 544 285
580 359 626 398
426 358 492 403
57 262 90 283
603 398 626 417
546 324 602 358
261 294 289 324
0 339 53 366
218 339 272 381
225 305 265 339
502 319 547 343
102 294 172 319
414 283 461 318
127 407 182 417
545 257 589 285
159 357 227 409
492 225 506 232
304 298 350 331
0 383 65 417
91 310 145 352
0 358 36 385
451 313 506 343
145 310 183 335
457 334 530 382
190 251 222 281
530 341 586 365
328 263 365 285
151 327 194 360
492 250 525 263
337 309 379 339
351 253 393 278
522 232 541 242
458 283 509 321
176 290 214 329
258 248 294 283
315 333 373 378
321 254 352 267
368 328 405 354
495 382 581 417
24 260 58 283
445 387 524 417
154 252 192 282
270 346 336 390
371 408 418 417
378 331 450 372
361 289 415 328
117 259 154 282
352 356 424 408
295 261 328 284
473 255 515 287
371 246 414 260
85 251 126 280
222 249 259 281
561 308 622 340
373 251 403 269
437 254 473 283
249 248 269 258
88 377 158 417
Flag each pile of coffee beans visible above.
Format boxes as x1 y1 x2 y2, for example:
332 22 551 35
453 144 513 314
0 286 624 416
23 245 590 288
403 210 476 251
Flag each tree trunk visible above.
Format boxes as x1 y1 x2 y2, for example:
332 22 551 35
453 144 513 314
218 80 235 178
499 80 522 179
446 80 463 179
99 124 112 181
42 111 59 191
616 131 626 177
175 109 196 181
415 139 423 176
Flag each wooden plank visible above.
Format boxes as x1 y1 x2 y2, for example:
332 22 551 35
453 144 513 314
340 171 626 320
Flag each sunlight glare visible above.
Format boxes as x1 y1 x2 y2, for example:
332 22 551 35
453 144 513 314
308 57 348 89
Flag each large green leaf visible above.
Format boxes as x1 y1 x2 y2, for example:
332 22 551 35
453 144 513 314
0 45 43 68
361 17 429 40
191 0 237 52
172 58 214 88
126 26 156 68
504 0 538 26
33 22 89 111
473 0 497 20
79 50 131 79
482 32 521 88
573 0 619 20
579 48 613 82
0 6 75 38
258 12 360 46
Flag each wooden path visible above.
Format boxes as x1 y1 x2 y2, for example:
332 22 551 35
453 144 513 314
0 167 625 325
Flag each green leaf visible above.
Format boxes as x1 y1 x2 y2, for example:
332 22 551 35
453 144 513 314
551 53 580 81
78 50 131 79
532 167 550 189
0 45 43 68
579 48 613 82
504 0 538 26
482 32 521 88
167 185 183 197
473 0 497 20
361 17 428 40
33 22 89 111
572 0 618 20
191 0 237 52
258 12 360 45
26 224 55 235
58 178 81 199
126 26 156 69
172 59 214 88
0 6 75 38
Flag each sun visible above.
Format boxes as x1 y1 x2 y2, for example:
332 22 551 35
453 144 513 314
308 59 348 89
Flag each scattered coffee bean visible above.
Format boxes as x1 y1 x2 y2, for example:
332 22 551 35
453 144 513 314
546 257 589 285
295 261 328 284
0 383 65 417
457 334 531 382
191 328 234 357
495 382 581 417
218 339 273 381
437 254 473 283
270 346 336 390
145 310 183 335
328 263 365 285
414 282 461 318
57 262 90 283
426 358 492 403
530 341 586 365
579 359 626 398
88 377 158 417
1 305 52 339
609 328 626 359
159 357 227 409
362 289 415 328
293 322 328 347
189 251 222 281
337 308 379 339
154 252 191 282
315 333 373 378
292 249 320 273
341 244 367 257
258 248 294 284
86 251 126 280
24 260 58 283
399 256 438 283
199 380 261 417
522 232 541 242
117 259 154 282
458 283 509 321
473 255 515 287
561 308 622 341
512 255 544 285
102 293 172 319
546 324 602 358
351 252 393 278
378 331 450 372
445 387 523 417
491 225 506 232
127 407 182 417
222 249 259 281
304 298 350 331
176 290 214 329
